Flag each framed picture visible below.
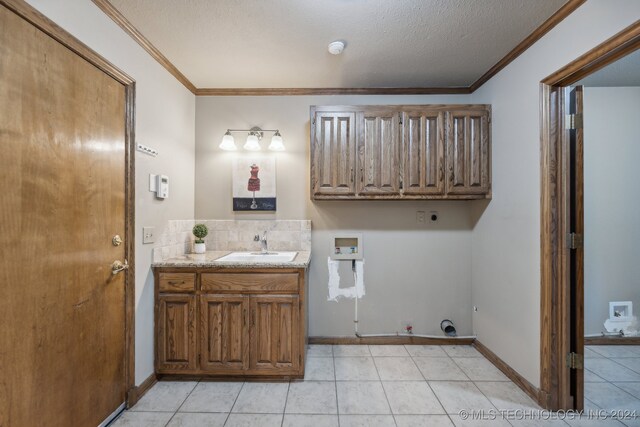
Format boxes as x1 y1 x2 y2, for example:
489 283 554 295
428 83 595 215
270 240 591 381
232 156 276 211
609 301 633 320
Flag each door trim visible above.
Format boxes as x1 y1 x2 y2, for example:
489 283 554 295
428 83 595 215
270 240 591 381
539 20 640 410
1 0 137 407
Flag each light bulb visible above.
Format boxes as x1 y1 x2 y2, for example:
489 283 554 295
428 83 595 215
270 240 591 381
268 131 285 151
219 131 237 151
244 133 261 151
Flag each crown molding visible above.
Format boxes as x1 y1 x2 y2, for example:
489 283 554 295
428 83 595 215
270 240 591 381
94 0 585 96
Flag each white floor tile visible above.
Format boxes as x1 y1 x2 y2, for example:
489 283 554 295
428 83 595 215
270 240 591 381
405 345 448 357
374 357 424 380
429 381 496 414
451 418 511 427
130 382 197 412
443 346 482 358
369 345 410 357
166 412 227 427
336 381 391 415
179 382 242 412
584 382 640 411
285 381 337 414
613 381 640 396
584 369 606 383
585 358 640 382
383 381 446 414
474 381 540 411
335 357 379 380
304 357 335 381
231 382 289 413
564 416 626 426
414 357 469 381
307 345 333 357
584 347 604 358
395 415 454 426
339 415 396 426
110 411 174 427
224 413 283 427
333 345 372 357
282 414 339 427
588 346 640 358
453 358 509 381
611 358 640 374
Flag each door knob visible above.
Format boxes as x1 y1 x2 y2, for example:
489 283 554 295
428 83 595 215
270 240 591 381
112 235 123 246
112 260 129 275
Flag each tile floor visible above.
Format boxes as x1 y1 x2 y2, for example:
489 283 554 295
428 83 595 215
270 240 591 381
110 345 640 427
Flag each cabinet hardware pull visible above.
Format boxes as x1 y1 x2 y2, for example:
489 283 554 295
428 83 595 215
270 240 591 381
168 281 185 285
360 168 363 182
350 168 354 182
439 165 444 182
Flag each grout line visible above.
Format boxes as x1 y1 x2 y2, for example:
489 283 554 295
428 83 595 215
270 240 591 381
164 380 201 427
333 348 341 427
414 353 455 426
224 381 246 426
370 353 397 425
280 381 291 427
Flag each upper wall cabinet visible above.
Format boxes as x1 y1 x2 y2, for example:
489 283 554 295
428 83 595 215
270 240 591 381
310 105 491 200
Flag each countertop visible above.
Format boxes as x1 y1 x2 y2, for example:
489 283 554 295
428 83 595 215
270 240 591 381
152 251 311 269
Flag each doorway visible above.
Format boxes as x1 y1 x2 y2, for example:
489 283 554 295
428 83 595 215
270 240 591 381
539 20 640 410
0 1 135 426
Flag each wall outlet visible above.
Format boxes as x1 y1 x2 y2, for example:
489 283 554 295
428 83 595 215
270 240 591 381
416 211 426 224
401 320 414 334
473 306 478 312
429 211 439 223
143 226 155 244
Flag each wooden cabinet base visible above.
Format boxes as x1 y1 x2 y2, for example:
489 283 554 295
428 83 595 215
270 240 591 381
154 267 307 379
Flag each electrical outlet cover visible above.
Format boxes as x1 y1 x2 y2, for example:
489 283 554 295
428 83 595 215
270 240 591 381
143 226 155 244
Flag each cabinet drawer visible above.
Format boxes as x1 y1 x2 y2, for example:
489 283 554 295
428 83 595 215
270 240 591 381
159 272 196 292
202 273 299 293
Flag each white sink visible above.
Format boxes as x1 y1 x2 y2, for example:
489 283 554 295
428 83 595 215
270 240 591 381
216 251 298 263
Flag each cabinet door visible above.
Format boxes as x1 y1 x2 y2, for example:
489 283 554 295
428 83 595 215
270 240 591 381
402 111 445 195
250 295 300 372
357 110 401 195
446 110 491 195
200 295 249 373
157 294 197 371
312 112 357 197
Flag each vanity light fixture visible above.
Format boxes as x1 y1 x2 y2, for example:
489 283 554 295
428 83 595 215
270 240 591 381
219 127 285 151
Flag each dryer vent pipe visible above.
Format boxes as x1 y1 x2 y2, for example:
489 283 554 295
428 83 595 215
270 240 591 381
440 319 457 337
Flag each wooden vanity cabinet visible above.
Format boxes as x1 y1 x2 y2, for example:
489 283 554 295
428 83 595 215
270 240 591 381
310 105 491 200
154 268 307 379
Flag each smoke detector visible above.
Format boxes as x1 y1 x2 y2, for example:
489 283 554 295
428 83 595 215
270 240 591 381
328 41 345 55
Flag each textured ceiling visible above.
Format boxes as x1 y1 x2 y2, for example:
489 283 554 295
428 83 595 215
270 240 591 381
109 0 567 88
578 49 640 87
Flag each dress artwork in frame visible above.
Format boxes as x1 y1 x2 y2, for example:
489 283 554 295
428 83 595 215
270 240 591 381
232 156 276 211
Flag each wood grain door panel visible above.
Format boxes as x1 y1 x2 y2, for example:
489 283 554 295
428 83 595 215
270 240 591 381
312 112 357 196
157 295 197 371
402 111 445 195
200 295 249 373
250 296 300 372
357 111 401 194
0 5 129 426
446 110 491 195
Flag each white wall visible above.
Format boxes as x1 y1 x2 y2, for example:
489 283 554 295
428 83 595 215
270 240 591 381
25 0 196 385
470 0 640 387
583 87 640 335
195 95 475 337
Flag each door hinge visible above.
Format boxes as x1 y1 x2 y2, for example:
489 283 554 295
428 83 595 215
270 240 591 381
565 113 583 130
568 233 583 249
566 352 584 370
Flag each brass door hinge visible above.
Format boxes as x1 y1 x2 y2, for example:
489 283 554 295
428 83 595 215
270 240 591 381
566 352 584 370
565 113 583 130
568 233 583 249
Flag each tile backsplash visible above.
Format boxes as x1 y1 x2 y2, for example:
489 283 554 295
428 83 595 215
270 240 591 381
153 220 311 262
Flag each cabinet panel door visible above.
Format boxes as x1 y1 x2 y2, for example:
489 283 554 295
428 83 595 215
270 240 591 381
250 295 300 372
446 110 490 195
312 112 357 196
200 295 249 372
402 111 445 195
157 294 197 371
357 111 401 195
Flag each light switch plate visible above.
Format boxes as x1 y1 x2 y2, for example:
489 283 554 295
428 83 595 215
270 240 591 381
416 211 426 224
143 227 155 244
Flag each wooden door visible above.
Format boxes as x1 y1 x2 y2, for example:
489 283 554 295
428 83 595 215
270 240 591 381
311 112 357 196
568 85 584 411
445 109 491 195
200 295 249 373
0 5 131 427
250 295 300 372
402 111 445 195
157 295 197 371
357 110 401 195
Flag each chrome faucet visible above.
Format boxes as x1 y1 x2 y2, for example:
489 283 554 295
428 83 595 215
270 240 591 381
260 231 268 254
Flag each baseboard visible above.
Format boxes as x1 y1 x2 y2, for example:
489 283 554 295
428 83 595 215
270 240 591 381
309 335 475 345
472 340 542 405
126 373 157 408
585 336 640 345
